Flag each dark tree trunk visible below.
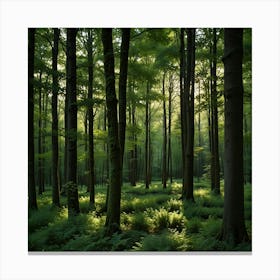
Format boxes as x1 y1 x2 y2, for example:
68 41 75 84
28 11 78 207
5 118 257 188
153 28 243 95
119 28 131 171
41 89 48 191
181 28 195 201
145 81 150 189
197 81 201 182
84 112 89 190
185 28 195 201
28 28 38 210
66 28 80 217
167 74 173 184
220 28 248 245
102 28 122 236
37 70 43 195
162 73 167 188
87 29 95 207
212 28 220 194
51 28 61 207
210 28 220 194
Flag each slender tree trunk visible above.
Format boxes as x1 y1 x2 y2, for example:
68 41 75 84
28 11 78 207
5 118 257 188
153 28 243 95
87 29 95 207
131 83 137 185
42 89 48 191
66 28 80 217
119 28 131 171
102 28 122 236
167 74 173 184
181 28 195 201
51 28 60 207
180 28 186 192
220 28 248 245
37 70 43 195
145 81 150 189
185 28 195 201
197 81 201 182
84 112 89 190
162 73 167 188
28 28 38 210
212 28 221 194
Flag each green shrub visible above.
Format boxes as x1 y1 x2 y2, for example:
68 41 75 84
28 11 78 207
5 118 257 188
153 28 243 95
131 213 149 232
186 218 201 234
134 230 187 251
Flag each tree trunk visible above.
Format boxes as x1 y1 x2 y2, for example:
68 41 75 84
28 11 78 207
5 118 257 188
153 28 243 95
162 73 167 188
185 28 195 201
102 28 122 236
145 81 150 189
167 74 173 184
212 28 220 194
37 70 43 195
28 28 38 210
220 28 248 245
119 28 131 171
87 29 95 207
210 28 220 194
66 28 80 217
51 28 60 207
180 28 186 190
181 28 195 201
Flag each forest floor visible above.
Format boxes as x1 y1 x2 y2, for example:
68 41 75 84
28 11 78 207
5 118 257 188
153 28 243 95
28 180 252 251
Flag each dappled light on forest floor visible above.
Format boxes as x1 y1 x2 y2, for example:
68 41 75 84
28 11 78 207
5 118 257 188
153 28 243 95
29 181 251 251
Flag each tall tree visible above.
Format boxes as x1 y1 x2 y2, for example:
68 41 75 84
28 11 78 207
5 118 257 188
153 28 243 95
145 81 151 189
210 28 220 194
181 28 195 201
162 72 167 188
167 73 173 184
87 29 95 207
28 28 38 210
119 28 131 170
51 28 60 207
220 28 248 245
66 28 80 217
37 70 44 195
102 28 122 235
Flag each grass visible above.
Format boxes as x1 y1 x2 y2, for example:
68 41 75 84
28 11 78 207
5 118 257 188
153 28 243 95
28 180 252 251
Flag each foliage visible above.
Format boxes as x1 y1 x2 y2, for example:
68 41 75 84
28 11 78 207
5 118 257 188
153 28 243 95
29 181 252 251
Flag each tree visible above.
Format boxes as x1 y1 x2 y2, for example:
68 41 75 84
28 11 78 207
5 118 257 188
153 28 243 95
102 28 122 235
181 28 195 201
66 28 80 217
162 72 167 188
28 28 38 210
220 28 248 245
87 29 95 207
119 28 131 170
51 28 60 207
210 28 220 194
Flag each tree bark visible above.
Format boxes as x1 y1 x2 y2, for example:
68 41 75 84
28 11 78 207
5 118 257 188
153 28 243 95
28 28 38 210
212 28 220 194
87 29 95 207
181 28 195 201
102 28 122 236
37 70 43 195
210 28 220 194
66 28 80 217
220 28 248 245
145 81 150 189
162 73 167 188
185 28 195 201
167 74 173 184
119 28 131 171
51 28 61 207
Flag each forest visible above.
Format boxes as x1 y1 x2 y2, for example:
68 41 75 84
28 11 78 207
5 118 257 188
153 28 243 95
28 27 251 251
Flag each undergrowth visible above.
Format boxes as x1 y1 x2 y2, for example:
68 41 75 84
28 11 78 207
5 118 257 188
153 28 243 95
29 180 252 252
